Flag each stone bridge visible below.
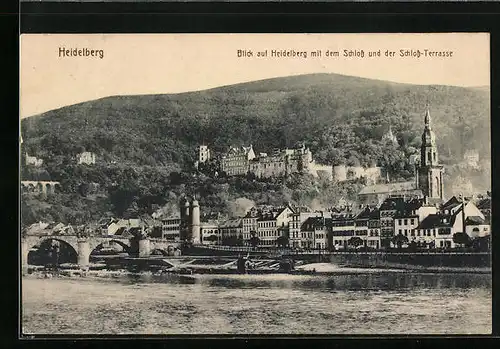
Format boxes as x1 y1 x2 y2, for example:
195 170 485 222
22 234 182 270
21 181 61 195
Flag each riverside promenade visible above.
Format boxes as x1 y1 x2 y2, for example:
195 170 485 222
188 244 491 270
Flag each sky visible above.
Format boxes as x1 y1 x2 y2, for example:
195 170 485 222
20 33 490 118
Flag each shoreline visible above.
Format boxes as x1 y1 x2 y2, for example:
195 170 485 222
23 263 491 281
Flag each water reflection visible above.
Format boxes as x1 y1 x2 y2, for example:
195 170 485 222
118 271 491 292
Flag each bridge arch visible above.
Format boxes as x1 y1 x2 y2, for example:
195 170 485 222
151 248 169 256
88 239 132 255
24 236 79 266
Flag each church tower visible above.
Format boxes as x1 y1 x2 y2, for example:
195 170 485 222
416 107 445 202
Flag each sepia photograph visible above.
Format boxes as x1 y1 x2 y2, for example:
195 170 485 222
20 33 491 336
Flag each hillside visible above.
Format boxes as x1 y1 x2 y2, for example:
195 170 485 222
20 73 491 226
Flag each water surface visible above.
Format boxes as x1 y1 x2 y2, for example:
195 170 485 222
22 271 491 335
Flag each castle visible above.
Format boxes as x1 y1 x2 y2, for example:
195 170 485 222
216 143 333 179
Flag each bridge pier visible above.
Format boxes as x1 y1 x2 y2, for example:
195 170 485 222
138 239 150 257
77 239 90 270
21 242 29 275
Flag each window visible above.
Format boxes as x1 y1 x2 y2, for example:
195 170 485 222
399 229 402 234
398 219 402 225
404 219 408 225
411 219 415 225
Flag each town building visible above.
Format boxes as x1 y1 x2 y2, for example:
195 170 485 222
382 124 399 146
463 149 480 168
367 208 381 249
221 145 255 176
256 205 294 246
358 181 423 206
218 219 243 245
242 207 260 246
161 216 182 241
198 145 211 164
415 197 486 248
465 216 490 238
393 199 437 246
289 208 323 248
200 221 219 245
77 151 96 165
300 216 330 250
379 197 405 247
25 152 43 167
98 217 121 236
354 207 371 245
476 196 491 223
330 213 356 250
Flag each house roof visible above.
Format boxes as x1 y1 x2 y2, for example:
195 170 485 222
416 207 462 229
465 216 486 225
219 219 242 228
476 198 491 210
369 208 380 220
244 208 260 218
393 198 426 217
379 197 406 211
331 213 356 221
301 217 332 231
358 181 417 195
442 196 462 212
416 214 455 229
355 207 372 220
113 227 128 236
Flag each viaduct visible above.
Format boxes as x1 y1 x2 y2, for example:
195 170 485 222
21 181 61 195
21 234 182 271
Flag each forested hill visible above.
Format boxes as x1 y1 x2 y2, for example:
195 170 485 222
22 73 490 171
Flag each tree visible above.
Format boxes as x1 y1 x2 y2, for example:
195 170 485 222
392 234 409 250
453 232 471 248
276 235 289 248
348 236 364 248
250 235 260 248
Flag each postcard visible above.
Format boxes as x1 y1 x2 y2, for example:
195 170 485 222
20 33 491 336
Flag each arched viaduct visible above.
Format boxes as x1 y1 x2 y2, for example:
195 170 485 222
21 181 61 195
22 235 182 270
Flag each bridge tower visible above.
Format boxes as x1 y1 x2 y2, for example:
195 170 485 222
180 197 191 241
190 199 201 244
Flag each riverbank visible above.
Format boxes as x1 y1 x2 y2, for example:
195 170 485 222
329 252 491 272
23 260 491 281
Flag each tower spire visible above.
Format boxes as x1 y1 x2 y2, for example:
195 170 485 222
424 104 431 129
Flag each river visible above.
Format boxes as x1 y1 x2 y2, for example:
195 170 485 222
22 271 491 335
